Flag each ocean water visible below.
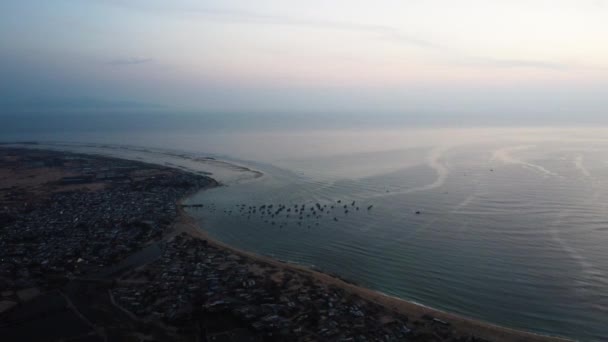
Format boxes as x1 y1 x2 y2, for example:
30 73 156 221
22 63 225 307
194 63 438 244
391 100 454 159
5 125 608 341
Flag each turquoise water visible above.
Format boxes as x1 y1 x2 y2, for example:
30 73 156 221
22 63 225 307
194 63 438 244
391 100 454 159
7 126 608 341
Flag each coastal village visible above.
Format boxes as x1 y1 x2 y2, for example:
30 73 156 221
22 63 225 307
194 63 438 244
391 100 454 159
0 147 213 290
112 232 485 341
0 147 560 342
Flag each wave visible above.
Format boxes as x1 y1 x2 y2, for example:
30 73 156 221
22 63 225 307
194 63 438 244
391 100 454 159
363 146 450 199
491 145 557 177
450 194 477 214
549 212 608 312
573 155 591 178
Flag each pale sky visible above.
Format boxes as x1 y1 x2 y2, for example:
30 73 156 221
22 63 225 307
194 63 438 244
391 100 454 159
1 0 608 118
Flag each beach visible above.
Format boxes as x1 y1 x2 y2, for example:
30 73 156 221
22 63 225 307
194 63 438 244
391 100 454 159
174 198 570 342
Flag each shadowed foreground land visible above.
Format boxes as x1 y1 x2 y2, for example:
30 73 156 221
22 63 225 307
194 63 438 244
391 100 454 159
0 147 570 341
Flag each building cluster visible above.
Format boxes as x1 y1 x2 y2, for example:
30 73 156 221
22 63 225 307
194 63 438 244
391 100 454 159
0 150 213 291
112 234 482 341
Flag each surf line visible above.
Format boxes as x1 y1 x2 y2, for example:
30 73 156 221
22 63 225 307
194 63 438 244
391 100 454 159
364 146 450 199
573 155 591 178
490 145 557 177
549 211 608 313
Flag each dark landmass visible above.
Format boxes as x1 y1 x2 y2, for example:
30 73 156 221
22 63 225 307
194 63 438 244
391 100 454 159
0 147 569 342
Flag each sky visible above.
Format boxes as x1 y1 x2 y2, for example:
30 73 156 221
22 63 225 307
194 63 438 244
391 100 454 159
1 0 608 121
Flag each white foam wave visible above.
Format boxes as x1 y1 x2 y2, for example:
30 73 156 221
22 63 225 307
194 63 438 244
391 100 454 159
573 155 591 178
365 147 449 199
550 212 608 312
450 194 476 214
491 145 557 177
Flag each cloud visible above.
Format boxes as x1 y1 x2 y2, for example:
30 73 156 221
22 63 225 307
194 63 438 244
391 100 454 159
479 58 569 70
107 57 153 66
188 8 439 49
450 56 570 71
93 1 438 50
96 1 569 71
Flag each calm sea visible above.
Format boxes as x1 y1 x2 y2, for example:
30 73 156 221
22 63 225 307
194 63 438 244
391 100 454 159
4 123 608 341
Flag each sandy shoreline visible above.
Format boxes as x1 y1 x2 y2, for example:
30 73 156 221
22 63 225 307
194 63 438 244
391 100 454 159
174 196 571 342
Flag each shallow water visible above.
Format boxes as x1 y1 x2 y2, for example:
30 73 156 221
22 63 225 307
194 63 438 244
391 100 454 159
7 126 608 341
